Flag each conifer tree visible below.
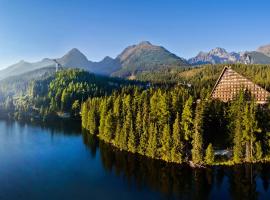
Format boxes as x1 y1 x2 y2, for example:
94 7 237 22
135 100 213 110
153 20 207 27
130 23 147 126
171 113 184 163
192 101 204 164
81 102 88 129
128 122 136 153
230 92 245 163
161 123 172 162
255 141 263 161
98 99 110 139
146 123 158 158
138 108 149 155
158 91 170 127
241 100 261 162
119 121 128 150
135 110 143 140
205 143 214 164
103 110 115 142
138 127 148 155
181 96 194 141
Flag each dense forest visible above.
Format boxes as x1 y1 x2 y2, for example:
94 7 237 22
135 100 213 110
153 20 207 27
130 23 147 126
0 68 141 121
136 64 270 92
81 85 270 165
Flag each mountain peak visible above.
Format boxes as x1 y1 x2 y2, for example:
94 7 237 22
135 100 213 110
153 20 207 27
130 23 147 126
102 56 114 61
67 48 83 55
61 48 88 61
209 47 227 55
138 41 152 46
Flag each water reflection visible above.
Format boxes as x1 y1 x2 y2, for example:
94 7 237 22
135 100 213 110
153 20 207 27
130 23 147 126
1 118 270 200
2 119 81 135
82 132 270 200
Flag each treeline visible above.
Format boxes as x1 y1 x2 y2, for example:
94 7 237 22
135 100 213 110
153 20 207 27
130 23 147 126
82 86 270 165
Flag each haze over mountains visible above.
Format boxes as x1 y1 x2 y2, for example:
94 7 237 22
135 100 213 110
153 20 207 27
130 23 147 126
1 41 270 80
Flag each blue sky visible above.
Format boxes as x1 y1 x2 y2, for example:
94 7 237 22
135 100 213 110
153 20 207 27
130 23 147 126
0 0 270 69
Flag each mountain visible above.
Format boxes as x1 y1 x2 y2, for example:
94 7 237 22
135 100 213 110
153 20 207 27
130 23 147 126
257 44 270 57
112 41 190 77
2 42 270 81
0 59 55 80
56 48 92 71
239 51 270 64
188 48 240 65
188 47 270 65
91 56 121 75
0 48 119 80
0 41 189 80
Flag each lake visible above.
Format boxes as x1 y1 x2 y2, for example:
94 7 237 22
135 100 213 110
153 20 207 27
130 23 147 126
0 119 270 200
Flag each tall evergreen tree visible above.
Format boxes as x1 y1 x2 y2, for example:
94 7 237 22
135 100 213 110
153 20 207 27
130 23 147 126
160 123 172 162
146 123 158 158
103 110 115 142
171 113 184 163
128 122 136 153
205 143 214 164
181 96 194 141
192 101 204 164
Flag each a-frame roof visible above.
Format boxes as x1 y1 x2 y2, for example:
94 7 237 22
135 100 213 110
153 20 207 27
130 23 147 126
211 66 270 103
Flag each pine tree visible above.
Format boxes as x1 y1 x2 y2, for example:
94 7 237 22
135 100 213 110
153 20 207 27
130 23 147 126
255 141 263 161
181 96 193 141
160 123 172 162
81 102 88 129
119 121 128 150
158 91 170 127
171 113 184 163
98 99 109 139
230 93 245 163
138 109 149 155
103 110 115 142
242 101 261 162
135 110 143 141
146 123 158 158
192 101 204 164
128 122 136 153
205 143 214 164
71 100 80 116
138 127 148 155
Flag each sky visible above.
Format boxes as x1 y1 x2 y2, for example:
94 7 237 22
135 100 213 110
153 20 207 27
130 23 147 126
0 0 270 69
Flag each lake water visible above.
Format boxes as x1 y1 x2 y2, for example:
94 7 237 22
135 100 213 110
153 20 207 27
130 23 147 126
0 119 270 200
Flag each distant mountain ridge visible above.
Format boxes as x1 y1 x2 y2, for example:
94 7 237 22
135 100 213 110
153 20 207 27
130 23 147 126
1 42 270 80
189 46 270 65
0 41 189 80
257 44 270 57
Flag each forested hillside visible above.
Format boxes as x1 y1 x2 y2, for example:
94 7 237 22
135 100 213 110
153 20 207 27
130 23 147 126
0 68 140 121
81 85 270 165
136 64 270 91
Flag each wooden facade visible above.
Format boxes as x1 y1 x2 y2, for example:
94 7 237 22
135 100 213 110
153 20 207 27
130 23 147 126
211 66 270 104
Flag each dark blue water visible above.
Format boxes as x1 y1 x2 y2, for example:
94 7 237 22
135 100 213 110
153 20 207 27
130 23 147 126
0 119 270 200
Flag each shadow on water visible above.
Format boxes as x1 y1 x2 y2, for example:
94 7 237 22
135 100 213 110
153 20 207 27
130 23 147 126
82 132 270 200
2 118 82 136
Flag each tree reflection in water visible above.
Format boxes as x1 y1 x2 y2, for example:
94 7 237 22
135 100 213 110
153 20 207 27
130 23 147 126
82 132 270 200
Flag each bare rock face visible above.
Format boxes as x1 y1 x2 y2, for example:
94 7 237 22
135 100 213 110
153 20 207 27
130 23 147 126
189 46 270 65
188 47 240 65
257 44 270 57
